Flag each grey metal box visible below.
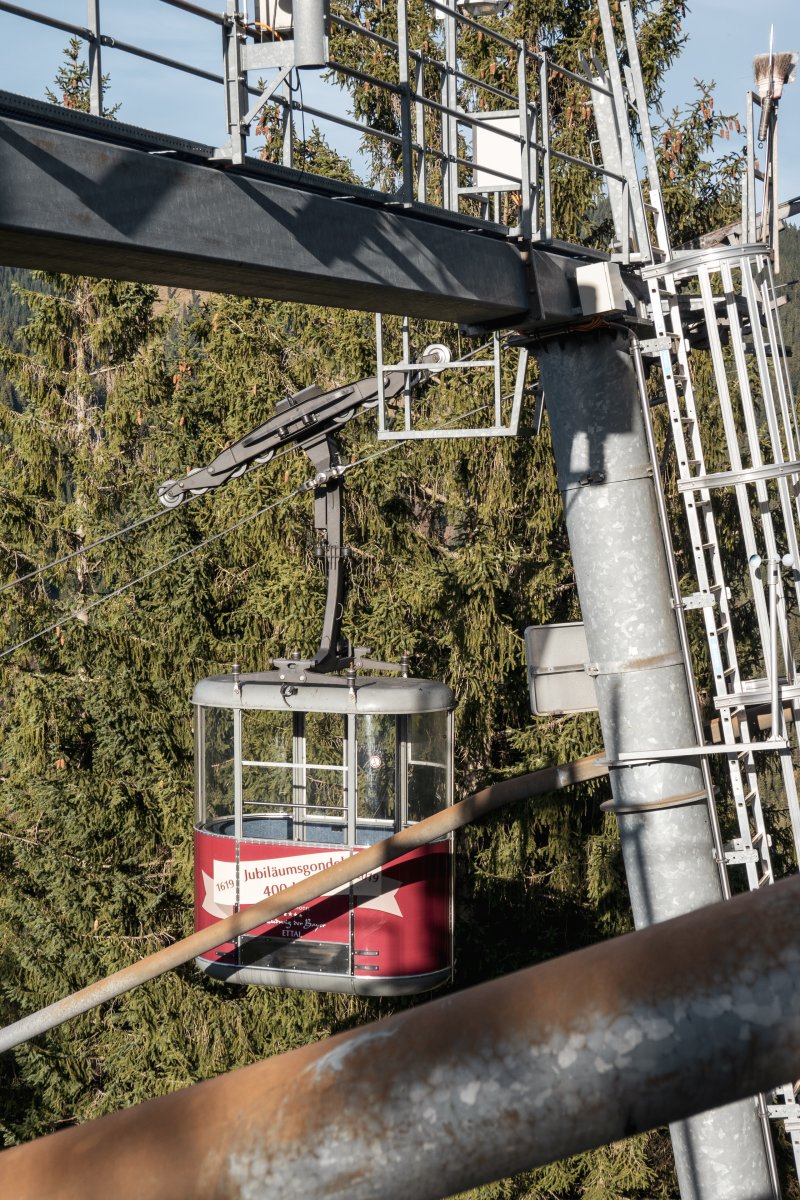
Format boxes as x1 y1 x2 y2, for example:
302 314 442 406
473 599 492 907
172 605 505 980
524 622 598 716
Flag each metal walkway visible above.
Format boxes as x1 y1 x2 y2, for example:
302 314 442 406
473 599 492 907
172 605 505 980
0 0 651 324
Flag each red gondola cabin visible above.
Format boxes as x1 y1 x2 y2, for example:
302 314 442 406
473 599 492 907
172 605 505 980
193 669 454 994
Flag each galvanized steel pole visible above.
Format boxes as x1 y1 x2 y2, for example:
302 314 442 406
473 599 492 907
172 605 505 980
1 870 799 1200
535 328 776 1200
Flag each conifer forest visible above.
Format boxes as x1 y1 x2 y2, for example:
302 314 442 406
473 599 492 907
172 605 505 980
0 3 798 1198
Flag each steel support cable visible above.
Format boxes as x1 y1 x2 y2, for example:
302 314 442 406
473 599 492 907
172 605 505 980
2 872 800 1200
0 398 496 661
0 439 306 600
0 491 299 662
0 508 166 598
0 753 608 1055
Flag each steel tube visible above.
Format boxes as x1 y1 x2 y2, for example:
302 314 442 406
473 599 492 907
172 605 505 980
158 0 225 23
428 0 520 50
330 13 398 51
2 872 800 1200
550 145 627 183
768 558 782 737
0 756 608 1055
286 98 405 149
293 0 327 68
0 1 91 40
396 0 413 203
539 52 552 238
545 57 614 97
536 330 775 1199
440 64 518 105
87 0 102 117
99 33 225 86
0 2 224 86
327 60 404 95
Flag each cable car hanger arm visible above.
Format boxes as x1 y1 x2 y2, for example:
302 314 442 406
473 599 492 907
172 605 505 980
156 368 419 510
156 362 432 675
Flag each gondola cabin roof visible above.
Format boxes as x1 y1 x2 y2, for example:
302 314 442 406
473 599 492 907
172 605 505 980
192 671 455 715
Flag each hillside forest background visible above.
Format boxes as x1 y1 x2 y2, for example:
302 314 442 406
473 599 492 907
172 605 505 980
0 3 799 1197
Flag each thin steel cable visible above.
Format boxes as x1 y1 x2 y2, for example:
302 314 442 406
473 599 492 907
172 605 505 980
0 489 301 662
0 442 300 598
0 509 165 597
0 401 496 662
457 337 497 363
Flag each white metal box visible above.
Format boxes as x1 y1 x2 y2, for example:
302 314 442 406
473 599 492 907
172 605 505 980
472 112 521 191
575 261 626 316
254 0 293 32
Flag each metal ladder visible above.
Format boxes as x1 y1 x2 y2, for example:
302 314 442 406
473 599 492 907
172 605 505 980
640 241 800 1183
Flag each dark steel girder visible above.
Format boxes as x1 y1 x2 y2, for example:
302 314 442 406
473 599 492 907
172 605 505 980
0 107 534 325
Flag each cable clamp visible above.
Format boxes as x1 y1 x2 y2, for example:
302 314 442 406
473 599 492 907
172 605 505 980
674 592 716 611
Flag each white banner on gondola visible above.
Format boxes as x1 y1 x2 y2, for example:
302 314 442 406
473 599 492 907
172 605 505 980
210 853 402 914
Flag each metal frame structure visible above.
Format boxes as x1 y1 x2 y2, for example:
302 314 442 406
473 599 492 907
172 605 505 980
374 318 530 440
0 0 799 1195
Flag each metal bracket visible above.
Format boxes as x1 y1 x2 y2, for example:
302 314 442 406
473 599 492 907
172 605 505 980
767 1103 800 1123
601 739 792 767
156 371 412 509
375 317 529 440
723 840 761 865
637 335 672 356
600 787 708 814
585 650 683 677
674 592 716 611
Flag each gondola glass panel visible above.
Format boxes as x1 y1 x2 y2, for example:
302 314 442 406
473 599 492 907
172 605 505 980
241 709 294 840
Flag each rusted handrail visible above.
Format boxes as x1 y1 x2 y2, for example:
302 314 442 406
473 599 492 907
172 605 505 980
2 869 799 1200
0 755 608 1054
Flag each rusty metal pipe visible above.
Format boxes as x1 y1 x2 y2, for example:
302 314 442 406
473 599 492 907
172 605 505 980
2 869 800 1200
0 755 608 1055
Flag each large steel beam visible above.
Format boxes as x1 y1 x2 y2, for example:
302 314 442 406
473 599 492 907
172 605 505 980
1 872 799 1200
0 110 532 324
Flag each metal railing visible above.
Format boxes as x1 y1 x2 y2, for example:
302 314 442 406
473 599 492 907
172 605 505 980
0 0 646 250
